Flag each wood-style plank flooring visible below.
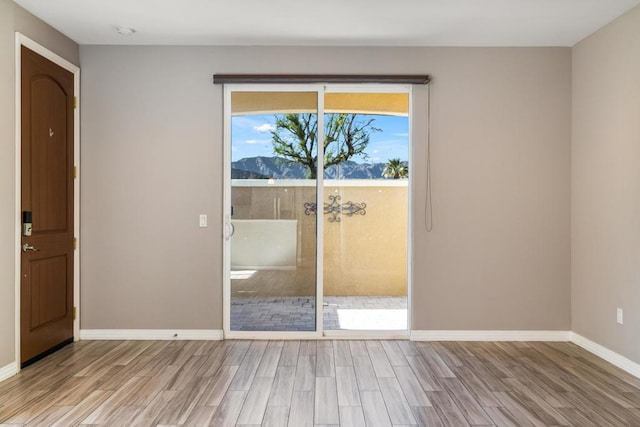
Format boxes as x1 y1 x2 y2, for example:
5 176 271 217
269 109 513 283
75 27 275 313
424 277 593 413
1 339 640 426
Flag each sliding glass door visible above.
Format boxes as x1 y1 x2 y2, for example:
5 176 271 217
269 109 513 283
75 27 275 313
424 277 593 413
224 85 410 337
322 91 409 333
225 90 320 335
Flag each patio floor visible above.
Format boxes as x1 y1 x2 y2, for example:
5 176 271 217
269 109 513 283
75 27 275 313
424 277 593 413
230 295 407 331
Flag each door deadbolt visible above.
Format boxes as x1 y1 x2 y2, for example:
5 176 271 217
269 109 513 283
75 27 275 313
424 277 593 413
22 211 32 236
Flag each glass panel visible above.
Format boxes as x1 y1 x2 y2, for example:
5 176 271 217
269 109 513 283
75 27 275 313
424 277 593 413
230 91 318 332
322 92 409 331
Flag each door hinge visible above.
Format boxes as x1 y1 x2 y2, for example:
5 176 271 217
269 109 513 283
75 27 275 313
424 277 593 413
73 237 77 251
73 306 77 320
73 165 77 179
73 96 77 109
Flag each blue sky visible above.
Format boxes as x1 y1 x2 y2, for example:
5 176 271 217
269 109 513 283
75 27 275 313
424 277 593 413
231 114 409 164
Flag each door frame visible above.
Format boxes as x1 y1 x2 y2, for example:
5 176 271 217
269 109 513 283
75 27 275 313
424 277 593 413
223 84 413 339
14 33 81 369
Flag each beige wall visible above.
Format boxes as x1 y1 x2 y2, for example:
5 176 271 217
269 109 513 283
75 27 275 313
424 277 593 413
414 48 572 330
0 0 14 369
0 0 79 367
572 5 640 364
80 45 571 331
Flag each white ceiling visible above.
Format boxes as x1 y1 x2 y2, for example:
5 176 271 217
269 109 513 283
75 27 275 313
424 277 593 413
12 0 640 47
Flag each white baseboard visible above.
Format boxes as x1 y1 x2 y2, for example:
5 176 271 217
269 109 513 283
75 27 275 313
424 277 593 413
570 332 640 379
75 329 639 380
410 330 572 342
0 362 18 383
79 329 224 341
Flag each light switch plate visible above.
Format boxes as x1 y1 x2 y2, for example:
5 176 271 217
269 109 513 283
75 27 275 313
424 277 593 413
199 214 207 228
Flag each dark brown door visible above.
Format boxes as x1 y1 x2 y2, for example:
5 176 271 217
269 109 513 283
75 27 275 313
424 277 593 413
21 46 75 366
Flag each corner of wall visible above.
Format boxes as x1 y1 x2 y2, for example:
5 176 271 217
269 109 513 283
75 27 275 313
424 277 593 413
0 361 18 383
570 3 640 366
0 0 17 370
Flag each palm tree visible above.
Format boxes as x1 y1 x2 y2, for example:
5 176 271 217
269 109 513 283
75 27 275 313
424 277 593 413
382 158 408 179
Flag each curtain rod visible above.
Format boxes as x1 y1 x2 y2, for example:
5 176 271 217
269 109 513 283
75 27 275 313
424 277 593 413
213 74 430 85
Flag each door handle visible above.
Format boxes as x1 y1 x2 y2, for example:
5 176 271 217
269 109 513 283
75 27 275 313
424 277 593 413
224 213 236 240
22 243 39 252
224 221 236 240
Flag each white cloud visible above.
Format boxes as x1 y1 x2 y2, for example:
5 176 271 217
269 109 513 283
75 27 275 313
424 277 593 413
393 132 409 137
233 116 259 129
254 123 276 133
245 139 269 145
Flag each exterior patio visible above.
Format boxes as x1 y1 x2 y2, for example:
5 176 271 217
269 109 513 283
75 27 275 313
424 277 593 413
231 295 408 331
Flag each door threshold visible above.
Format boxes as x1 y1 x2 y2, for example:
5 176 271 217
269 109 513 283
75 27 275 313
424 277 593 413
224 331 410 340
225 331 322 340
21 337 74 369
323 330 409 340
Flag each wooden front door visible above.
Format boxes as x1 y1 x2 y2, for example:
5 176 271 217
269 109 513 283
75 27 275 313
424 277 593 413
20 46 75 366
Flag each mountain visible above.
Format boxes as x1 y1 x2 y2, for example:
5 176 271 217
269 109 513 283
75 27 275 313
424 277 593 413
231 156 396 179
325 161 386 180
231 168 270 179
232 157 307 179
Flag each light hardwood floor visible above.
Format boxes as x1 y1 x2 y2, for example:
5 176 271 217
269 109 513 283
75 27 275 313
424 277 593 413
1 339 640 426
